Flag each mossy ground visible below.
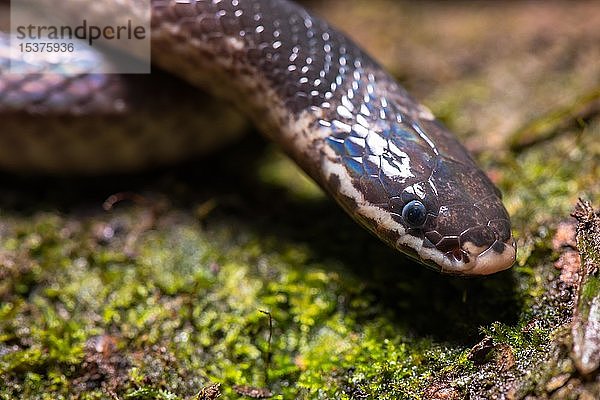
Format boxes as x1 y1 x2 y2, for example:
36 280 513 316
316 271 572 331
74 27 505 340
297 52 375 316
1 1 599 399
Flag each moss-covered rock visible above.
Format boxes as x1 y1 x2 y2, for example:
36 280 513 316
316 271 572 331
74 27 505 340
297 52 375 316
1 1 599 399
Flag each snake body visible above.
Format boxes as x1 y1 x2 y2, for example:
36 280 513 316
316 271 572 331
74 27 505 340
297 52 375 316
1 0 516 275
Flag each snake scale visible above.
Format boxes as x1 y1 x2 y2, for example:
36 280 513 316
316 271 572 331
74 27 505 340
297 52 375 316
0 0 516 275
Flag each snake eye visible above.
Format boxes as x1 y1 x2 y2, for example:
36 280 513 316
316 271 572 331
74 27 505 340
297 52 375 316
402 200 427 228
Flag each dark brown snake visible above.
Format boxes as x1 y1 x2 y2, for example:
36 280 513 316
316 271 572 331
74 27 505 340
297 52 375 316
0 0 516 275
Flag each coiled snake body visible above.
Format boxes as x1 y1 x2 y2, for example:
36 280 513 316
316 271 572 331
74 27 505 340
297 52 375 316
0 0 516 275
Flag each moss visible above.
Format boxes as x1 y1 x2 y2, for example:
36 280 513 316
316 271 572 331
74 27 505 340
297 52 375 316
1 126 590 398
0 125 596 398
581 276 600 304
1 1 600 399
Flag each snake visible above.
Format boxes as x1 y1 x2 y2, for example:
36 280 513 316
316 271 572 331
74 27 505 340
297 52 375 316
0 0 516 275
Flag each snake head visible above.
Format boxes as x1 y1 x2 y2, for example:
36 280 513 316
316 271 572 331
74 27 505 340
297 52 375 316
389 156 517 275
320 103 516 276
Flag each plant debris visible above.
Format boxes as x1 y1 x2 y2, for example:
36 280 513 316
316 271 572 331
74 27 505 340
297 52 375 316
570 199 600 376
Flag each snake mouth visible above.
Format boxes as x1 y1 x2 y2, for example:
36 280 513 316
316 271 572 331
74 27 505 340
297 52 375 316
444 238 516 275
418 237 516 276
418 222 516 275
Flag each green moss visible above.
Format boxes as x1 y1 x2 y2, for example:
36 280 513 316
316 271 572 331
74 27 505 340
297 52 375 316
0 121 593 397
0 148 576 399
1 2 599 398
581 276 600 304
1 113 597 400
